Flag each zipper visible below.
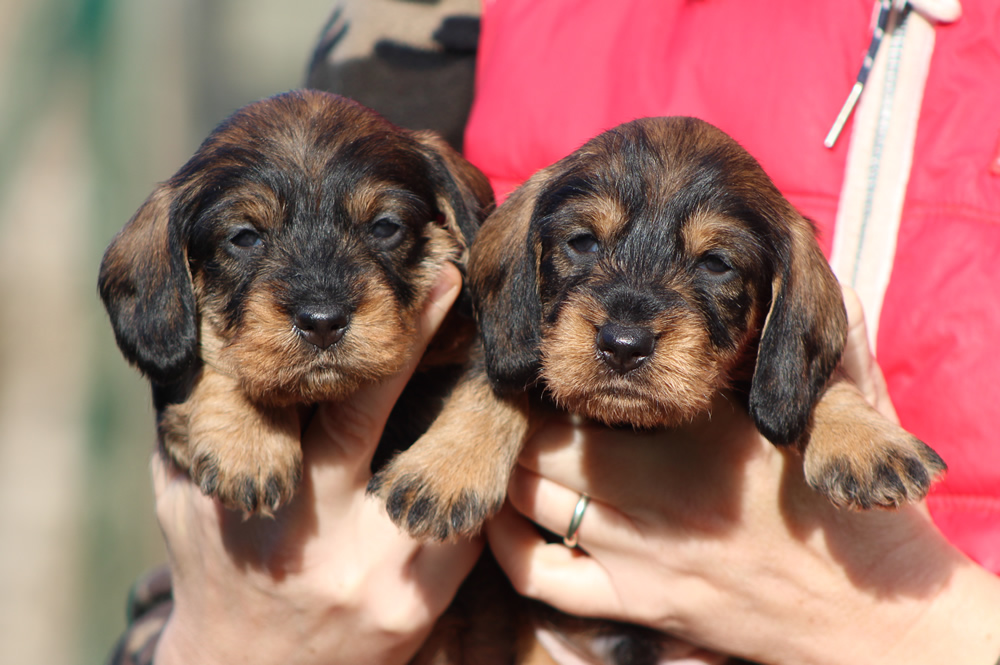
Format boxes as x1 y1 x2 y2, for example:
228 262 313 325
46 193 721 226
852 4 912 288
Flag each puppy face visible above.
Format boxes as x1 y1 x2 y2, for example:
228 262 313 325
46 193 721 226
470 117 846 442
100 90 492 406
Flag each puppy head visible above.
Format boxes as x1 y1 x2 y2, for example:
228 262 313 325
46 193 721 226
469 117 845 442
99 90 492 404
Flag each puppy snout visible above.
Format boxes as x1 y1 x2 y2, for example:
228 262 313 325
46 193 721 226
596 323 655 373
294 306 350 349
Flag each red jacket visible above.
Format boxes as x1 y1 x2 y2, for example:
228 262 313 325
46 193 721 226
464 0 1000 571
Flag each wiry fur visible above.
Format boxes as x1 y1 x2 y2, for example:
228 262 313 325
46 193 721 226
99 90 493 516
371 116 945 543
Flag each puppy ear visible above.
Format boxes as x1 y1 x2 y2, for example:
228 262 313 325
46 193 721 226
468 174 550 394
98 185 199 385
411 130 495 255
748 214 847 446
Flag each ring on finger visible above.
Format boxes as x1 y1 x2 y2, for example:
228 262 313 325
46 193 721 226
563 493 590 548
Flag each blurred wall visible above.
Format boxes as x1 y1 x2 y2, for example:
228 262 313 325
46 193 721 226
0 1 336 662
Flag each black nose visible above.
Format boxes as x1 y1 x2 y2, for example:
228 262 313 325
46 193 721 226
294 306 350 349
596 323 655 373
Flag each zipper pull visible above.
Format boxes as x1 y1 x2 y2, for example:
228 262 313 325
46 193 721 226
824 0 895 148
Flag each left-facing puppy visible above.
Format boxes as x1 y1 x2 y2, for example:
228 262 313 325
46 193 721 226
98 90 492 516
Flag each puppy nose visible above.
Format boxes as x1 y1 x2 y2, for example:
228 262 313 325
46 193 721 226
294 307 350 349
596 323 655 373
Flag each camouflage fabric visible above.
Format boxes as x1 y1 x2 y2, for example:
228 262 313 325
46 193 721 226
106 566 172 665
306 0 480 152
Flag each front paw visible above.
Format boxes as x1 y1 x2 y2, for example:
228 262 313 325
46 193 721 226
190 448 302 517
368 448 509 542
805 379 946 510
805 433 945 510
160 397 304 517
370 363 529 540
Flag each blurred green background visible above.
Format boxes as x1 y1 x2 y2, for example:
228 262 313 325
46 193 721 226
0 1 337 662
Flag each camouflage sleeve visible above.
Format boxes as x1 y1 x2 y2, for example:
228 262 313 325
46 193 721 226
305 0 480 152
106 565 173 665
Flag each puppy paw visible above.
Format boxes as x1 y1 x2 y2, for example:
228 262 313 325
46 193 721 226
805 431 945 510
369 363 529 541
805 380 946 510
190 448 303 517
368 442 510 542
159 381 305 517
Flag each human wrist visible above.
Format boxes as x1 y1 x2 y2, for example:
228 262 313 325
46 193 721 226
773 517 1000 665
680 484 1000 665
880 554 1000 665
152 592 328 665
153 574 437 665
153 610 228 665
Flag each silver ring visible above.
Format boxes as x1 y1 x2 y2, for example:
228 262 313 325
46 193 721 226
563 494 590 548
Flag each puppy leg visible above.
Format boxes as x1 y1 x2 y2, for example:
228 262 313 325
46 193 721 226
369 364 529 541
159 368 303 517
803 378 945 510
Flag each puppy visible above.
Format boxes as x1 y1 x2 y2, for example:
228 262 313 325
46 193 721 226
98 89 493 516
370 115 946 543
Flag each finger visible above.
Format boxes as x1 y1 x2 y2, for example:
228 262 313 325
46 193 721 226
866 360 900 422
506 465 640 552
518 403 764 521
348 261 464 427
656 646 732 665
151 449 210 527
301 263 463 473
150 449 181 498
839 286 876 397
839 286 899 421
486 502 621 618
517 417 669 505
150 448 231 567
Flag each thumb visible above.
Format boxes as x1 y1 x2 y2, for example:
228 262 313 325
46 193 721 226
839 285 899 422
304 262 464 470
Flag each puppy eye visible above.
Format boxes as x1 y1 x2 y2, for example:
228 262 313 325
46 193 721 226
700 254 732 274
230 228 263 249
370 217 403 240
568 232 599 254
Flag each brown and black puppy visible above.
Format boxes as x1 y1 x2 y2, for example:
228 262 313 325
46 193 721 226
99 89 493 516
371 115 946 543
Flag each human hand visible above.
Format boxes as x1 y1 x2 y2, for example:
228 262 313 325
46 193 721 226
838 285 898 422
488 287 1000 665
152 263 483 665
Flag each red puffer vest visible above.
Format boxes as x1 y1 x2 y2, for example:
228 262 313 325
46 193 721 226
464 0 1000 572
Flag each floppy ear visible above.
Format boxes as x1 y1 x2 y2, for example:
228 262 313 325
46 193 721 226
748 214 847 446
467 173 552 395
411 130 495 257
98 185 199 385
